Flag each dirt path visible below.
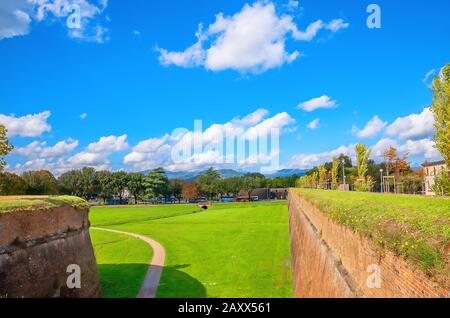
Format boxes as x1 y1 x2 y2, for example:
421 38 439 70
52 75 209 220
91 227 166 298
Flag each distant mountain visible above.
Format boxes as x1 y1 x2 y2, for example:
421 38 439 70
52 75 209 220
264 169 307 178
142 168 306 181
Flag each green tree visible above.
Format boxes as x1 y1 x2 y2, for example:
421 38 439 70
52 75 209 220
431 64 450 166
79 167 98 199
0 124 13 173
0 172 27 195
22 170 59 195
197 167 221 199
111 171 129 201
331 156 340 190
144 168 171 201
432 171 450 196
170 178 184 203
355 143 372 192
127 173 145 204
318 165 328 189
223 177 242 197
58 170 82 196
96 170 115 203
241 175 258 199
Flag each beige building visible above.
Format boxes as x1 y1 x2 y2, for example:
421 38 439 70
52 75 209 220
422 160 447 196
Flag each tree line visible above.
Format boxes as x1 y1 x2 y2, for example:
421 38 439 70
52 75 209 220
0 166 299 202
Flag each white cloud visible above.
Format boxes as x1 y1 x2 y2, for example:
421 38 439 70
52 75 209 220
14 139 79 158
297 95 338 112
157 1 348 73
307 118 320 130
0 0 31 40
385 107 435 140
86 134 129 153
325 19 350 33
371 137 441 161
124 109 295 171
0 0 109 43
286 0 299 11
0 111 51 137
80 112 88 119
288 144 356 169
133 30 140 36
352 115 387 138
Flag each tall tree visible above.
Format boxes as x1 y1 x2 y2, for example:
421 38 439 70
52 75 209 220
0 124 13 173
331 156 340 190
241 175 258 199
111 171 129 201
144 168 171 200
182 182 201 201
127 173 145 204
318 165 328 189
96 170 115 203
58 170 83 196
22 170 59 195
431 63 450 166
197 167 221 199
79 167 98 199
0 172 27 195
384 147 410 180
355 144 372 192
170 179 184 203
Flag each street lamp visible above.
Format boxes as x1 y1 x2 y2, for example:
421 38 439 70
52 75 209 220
341 159 346 189
380 169 384 193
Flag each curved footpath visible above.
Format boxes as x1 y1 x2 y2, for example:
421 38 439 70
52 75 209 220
91 227 166 298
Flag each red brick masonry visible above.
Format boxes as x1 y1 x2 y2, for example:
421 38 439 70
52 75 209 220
288 190 448 298
0 206 100 298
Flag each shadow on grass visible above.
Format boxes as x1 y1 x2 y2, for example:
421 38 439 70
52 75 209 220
157 264 207 298
97 263 206 298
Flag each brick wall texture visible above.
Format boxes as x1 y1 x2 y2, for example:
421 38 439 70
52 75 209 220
289 190 449 298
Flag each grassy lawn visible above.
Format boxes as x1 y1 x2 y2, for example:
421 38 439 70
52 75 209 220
292 189 450 287
90 230 152 298
90 202 293 298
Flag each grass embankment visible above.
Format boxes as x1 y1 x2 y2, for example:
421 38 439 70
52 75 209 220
0 195 88 213
90 230 152 298
292 189 450 286
90 202 293 298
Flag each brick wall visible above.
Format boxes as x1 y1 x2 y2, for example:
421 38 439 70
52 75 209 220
0 206 100 298
289 190 448 298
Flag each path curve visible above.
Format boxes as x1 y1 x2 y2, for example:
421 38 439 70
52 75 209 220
91 227 165 298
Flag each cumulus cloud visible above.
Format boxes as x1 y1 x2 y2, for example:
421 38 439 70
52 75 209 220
288 144 356 169
86 134 128 153
157 1 348 73
0 111 51 137
124 109 296 171
385 107 435 140
352 115 387 138
307 118 320 130
14 139 79 158
297 95 338 112
0 0 109 43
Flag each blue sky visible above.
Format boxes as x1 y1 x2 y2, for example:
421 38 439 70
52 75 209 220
0 0 449 174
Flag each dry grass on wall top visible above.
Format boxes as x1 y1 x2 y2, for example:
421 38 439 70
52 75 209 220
0 196 88 213
291 188 450 288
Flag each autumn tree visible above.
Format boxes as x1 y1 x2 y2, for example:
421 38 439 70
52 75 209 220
383 147 410 181
331 156 340 190
318 165 328 189
0 124 13 173
0 172 27 195
182 182 201 201
431 63 450 166
355 144 373 191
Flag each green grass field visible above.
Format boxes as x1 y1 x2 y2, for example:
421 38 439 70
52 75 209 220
89 202 293 298
293 189 450 286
